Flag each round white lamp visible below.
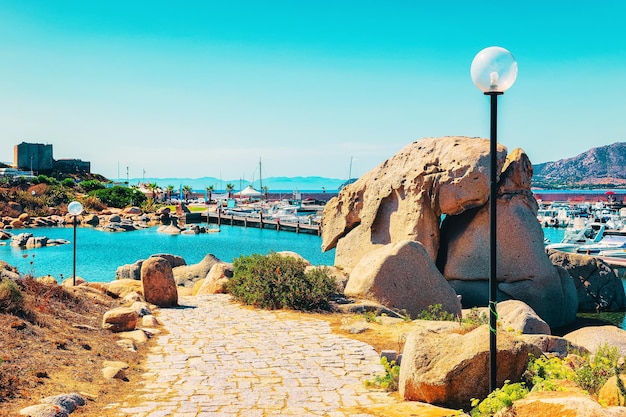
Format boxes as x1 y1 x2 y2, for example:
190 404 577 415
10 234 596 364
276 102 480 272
68 201 84 216
470 46 517 393
68 201 83 286
470 46 518 94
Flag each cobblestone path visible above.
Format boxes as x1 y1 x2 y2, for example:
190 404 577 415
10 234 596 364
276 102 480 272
110 294 394 417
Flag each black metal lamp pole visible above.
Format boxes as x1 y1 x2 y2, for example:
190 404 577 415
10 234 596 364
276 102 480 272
68 201 83 287
73 216 78 286
487 90 502 392
471 45 517 396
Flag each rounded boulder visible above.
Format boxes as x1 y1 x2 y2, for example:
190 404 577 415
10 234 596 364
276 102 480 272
141 257 178 307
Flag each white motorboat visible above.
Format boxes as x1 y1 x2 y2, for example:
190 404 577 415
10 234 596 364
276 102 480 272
576 233 626 255
545 222 606 253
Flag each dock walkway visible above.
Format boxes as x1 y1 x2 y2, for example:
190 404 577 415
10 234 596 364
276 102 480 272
198 212 322 235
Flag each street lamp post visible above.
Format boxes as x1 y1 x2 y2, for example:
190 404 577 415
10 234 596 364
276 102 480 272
470 46 518 392
68 201 84 286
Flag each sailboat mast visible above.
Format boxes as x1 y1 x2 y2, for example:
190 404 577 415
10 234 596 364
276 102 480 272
259 157 262 191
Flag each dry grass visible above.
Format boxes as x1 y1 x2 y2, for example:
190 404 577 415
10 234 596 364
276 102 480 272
0 276 150 417
0 278 421 416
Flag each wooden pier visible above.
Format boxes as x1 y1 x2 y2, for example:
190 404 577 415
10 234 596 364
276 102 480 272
193 211 322 235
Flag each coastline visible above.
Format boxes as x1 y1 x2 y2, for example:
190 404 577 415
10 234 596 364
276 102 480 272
533 189 625 204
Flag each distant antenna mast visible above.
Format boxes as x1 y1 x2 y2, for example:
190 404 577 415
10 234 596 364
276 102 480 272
348 156 353 180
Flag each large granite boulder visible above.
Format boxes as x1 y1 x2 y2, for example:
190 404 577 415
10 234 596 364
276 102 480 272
548 249 626 312
438 150 578 328
102 307 138 332
157 223 183 235
193 262 234 295
105 279 143 299
141 257 178 307
26 236 48 248
399 325 542 409
173 254 221 287
116 254 186 281
345 240 461 318
564 325 626 356
115 260 144 280
508 383 626 417
10 232 33 247
82 213 100 226
497 300 551 335
151 253 186 268
322 136 504 273
321 138 578 328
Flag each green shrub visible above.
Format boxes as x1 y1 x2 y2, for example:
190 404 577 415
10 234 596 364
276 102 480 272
35 175 58 185
575 344 622 395
61 178 76 188
364 356 400 391
0 279 24 315
416 304 457 321
525 345 622 396
79 179 105 193
227 253 338 311
524 353 577 391
470 380 529 417
91 186 146 208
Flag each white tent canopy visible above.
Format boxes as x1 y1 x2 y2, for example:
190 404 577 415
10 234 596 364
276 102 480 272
234 185 262 198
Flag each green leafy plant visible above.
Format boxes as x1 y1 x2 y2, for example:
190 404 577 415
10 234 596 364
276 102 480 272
364 356 400 392
461 307 489 330
227 253 338 311
574 344 622 395
416 304 456 321
524 344 623 397
470 380 528 417
524 353 577 391
361 311 381 324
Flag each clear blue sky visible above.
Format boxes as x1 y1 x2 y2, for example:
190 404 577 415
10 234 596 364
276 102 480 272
0 1 624 182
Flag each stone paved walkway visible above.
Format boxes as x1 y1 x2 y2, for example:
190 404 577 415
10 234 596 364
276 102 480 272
109 294 395 417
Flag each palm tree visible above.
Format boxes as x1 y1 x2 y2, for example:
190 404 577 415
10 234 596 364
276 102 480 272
182 185 193 202
206 185 214 205
166 185 174 202
262 185 269 201
147 182 158 200
226 183 235 199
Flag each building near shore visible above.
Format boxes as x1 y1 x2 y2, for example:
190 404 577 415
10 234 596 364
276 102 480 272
12 142 90 175
14 142 53 172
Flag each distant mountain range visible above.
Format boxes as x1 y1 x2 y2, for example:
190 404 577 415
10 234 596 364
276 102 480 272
533 142 626 188
127 175 348 192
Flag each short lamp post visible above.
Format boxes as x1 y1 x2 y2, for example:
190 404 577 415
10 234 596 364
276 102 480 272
470 46 518 392
68 201 84 286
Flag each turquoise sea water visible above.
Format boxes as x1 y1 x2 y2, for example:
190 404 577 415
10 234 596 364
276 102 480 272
3 223 626 329
0 225 335 282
